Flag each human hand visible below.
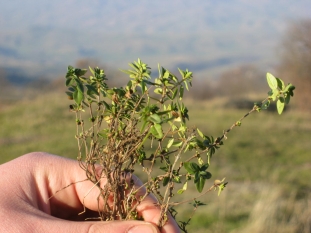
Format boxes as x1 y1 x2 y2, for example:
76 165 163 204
0 152 180 233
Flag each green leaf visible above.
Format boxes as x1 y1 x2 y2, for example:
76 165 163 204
200 163 209 171
197 128 204 139
270 89 280 101
182 182 188 190
154 88 162 95
141 80 146 93
167 138 174 148
89 66 95 76
172 141 183 147
184 81 189 91
199 171 212 179
277 97 285 114
157 110 171 116
163 70 170 79
101 101 111 110
172 89 178 99
76 80 84 93
154 123 163 138
177 189 184 194
179 85 184 100
86 84 99 97
173 176 181 183
285 93 290 104
65 77 73 86
267 73 278 90
196 176 205 193
284 84 295 97
184 162 199 174
150 124 163 139
74 68 87 77
276 77 285 90
217 181 228 196
261 100 270 110
148 114 162 124
73 89 84 105
163 177 169 186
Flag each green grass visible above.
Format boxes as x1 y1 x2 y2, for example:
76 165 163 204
1 92 310 232
0 92 77 162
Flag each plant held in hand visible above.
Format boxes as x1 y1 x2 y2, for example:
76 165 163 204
64 59 295 232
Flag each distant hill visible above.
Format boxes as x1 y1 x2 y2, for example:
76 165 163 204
0 0 311 82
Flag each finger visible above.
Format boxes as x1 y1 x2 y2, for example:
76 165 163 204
2 207 159 233
135 189 180 233
26 152 180 232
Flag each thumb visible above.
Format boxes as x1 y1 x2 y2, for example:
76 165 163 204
38 219 160 233
83 221 160 233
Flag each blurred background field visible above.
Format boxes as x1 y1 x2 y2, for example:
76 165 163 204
1 1 311 232
0 82 310 232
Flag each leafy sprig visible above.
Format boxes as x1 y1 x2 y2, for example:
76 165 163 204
64 59 295 232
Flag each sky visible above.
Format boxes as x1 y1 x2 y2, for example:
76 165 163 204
1 0 311 80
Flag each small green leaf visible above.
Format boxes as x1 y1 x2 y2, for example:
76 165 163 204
196 176 205 193
86 84 99 97
74 68 87 77
154 88 162 95
198 157 204 165
285 94 290 104
276 77 285 90
89 66 95 76
172 89 178 99
217 181 228 196
154 123 163 138
235 121 242 126
157 110 171 116
270 89 280 101
197 128 204 139
149 114 162 124
172 141 183 147
167 138 174 148
182 182 188 191
173 176 181 183
76 80 84 93
261 100 270 110
184 81 189 91
184 162 199 174
73 89 84 105
150 124 163 139
200 163 209 171
199 171 212 179
284 84 295 97
163 177 169 186
267 73 278 90
150 125 158 138
277 97 285 114
66 77 73 86
141 80 146 93
177 189 184 194
179 85 184 100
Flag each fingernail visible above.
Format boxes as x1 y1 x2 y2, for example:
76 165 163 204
128 223 158 233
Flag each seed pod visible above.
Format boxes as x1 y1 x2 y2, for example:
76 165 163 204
214 179 222 186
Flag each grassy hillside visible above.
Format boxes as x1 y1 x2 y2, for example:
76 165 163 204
0 92 310 232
